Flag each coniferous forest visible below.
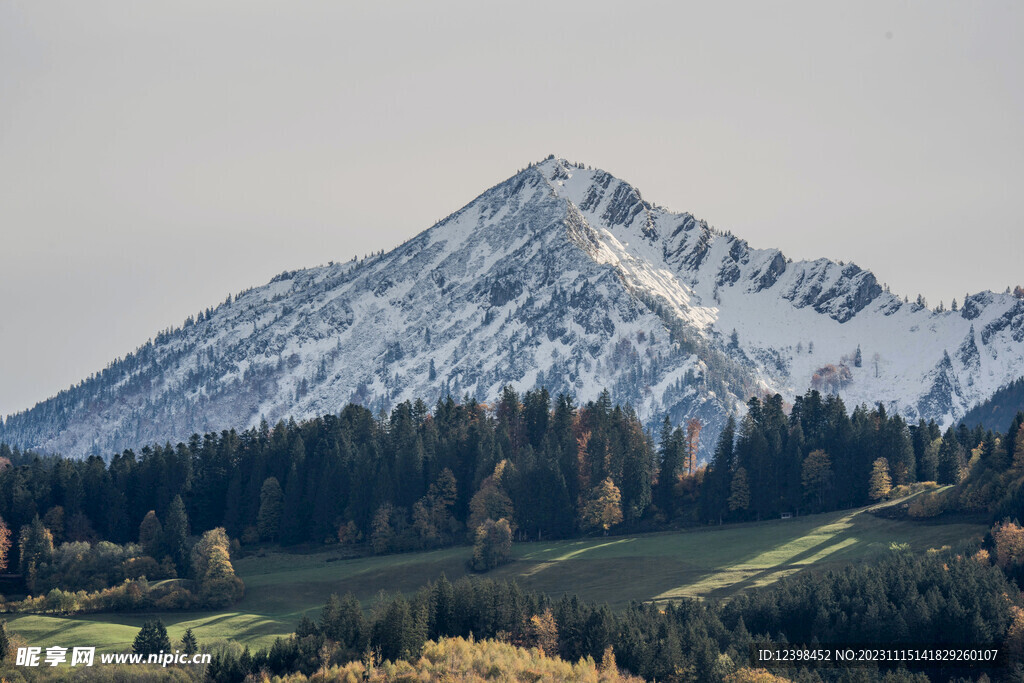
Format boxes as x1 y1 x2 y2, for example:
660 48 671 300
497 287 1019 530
0 386 1011 562
2 388 1024 680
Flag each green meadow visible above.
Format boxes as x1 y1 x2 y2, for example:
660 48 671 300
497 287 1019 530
5 503 984 653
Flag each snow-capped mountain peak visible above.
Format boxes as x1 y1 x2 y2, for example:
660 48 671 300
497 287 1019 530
3 157 1022 457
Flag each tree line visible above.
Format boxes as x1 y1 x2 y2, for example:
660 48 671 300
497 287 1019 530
0 387 1018 570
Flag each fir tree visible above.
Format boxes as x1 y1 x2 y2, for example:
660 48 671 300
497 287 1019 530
801 449 833 511
728 467 750 513
656 417 683 518
18 516 54 591
256 477 284 541
164 495 190 574
703 416 735 522
180 628 199 656
133 619 172 656
139 510 163 557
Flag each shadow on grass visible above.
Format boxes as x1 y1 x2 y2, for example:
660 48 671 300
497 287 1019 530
6 501 987 648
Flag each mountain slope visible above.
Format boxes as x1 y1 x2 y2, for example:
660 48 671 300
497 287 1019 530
3 157 1023 457
959 377 1024 432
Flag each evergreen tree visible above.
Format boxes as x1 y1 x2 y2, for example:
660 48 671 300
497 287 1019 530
256 477 284 541
280 461 308 545
18 516 54 590
0 621 9 662
728 467 750 514
139 510 163 557
133 619 172 656
656 418 683 519
801 449 833 511
321 592 366 653
180 628 199 656
164 495 190 574
370 504 394 554
703 416 735 523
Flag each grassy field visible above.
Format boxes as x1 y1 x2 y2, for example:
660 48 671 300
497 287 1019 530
5 502 985 653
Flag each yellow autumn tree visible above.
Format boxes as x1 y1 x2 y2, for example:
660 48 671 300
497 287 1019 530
868 458 892 500
190 527 244 608
581 478 623 533
525 608 559 656
993 520 1024 570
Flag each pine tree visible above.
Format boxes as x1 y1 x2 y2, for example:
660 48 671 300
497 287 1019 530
180 628 199 656
801 449 833 511
139 510 163 557
854 345 863 368
703 416 735 522
133 619 172 656
0 620 9 662
18 516 54 591
256 477 284 541
656 418 683 518
164 495 190 574
371 504 394 554
728 467 750 513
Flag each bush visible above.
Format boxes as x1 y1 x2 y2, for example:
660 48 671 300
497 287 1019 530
907 488 953 518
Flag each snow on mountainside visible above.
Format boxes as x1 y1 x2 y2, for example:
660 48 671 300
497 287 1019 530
3 157 1023 458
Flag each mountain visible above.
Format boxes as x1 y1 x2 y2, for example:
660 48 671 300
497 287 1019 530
960 377 1024 432
3 157 1024 458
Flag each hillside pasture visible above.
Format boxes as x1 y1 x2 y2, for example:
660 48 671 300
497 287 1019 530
5 503 984 652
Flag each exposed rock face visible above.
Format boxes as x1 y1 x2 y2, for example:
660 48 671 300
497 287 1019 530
3 158 1023 458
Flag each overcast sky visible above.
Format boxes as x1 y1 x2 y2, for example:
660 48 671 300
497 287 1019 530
1 1 1021 418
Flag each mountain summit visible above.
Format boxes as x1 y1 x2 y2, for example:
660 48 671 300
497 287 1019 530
4 157 1023 457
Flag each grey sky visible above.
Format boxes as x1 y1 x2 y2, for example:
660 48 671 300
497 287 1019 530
1 1 1021 418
